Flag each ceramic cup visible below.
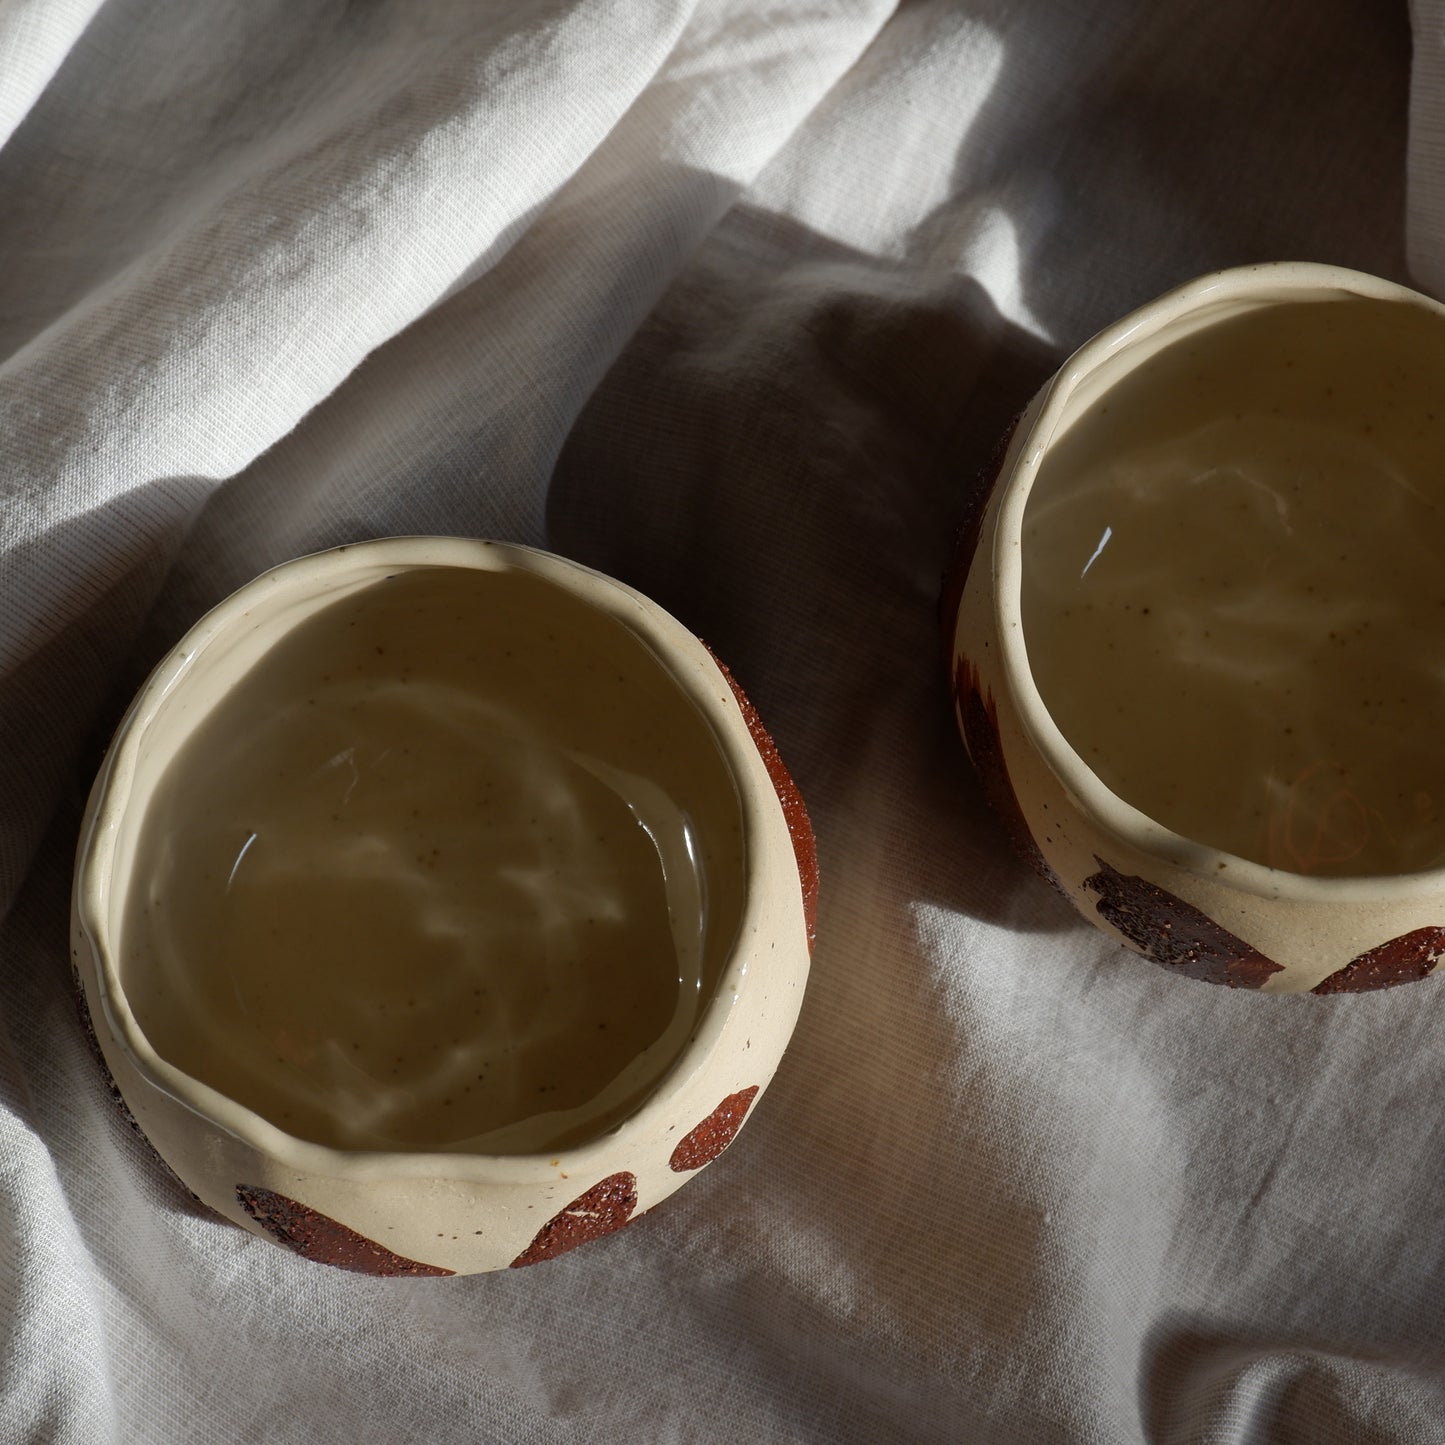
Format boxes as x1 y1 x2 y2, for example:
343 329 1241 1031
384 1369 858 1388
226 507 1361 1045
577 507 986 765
72 538 816 1274
946 262 1445 994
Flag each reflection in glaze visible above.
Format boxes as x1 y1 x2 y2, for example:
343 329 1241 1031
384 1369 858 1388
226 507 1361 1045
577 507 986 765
121 567 746 1156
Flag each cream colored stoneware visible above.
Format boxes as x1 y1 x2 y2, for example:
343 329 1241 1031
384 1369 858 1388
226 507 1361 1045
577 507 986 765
947 262 1445 994
72 538 815 1274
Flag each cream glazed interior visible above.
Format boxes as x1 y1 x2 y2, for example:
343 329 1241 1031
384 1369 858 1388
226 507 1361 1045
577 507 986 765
72 538 815 1274
120 563 746 1157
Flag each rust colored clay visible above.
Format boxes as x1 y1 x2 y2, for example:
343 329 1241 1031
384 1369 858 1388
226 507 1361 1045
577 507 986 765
235 1184 454 1276
509 1172 639 1268
1312 926 1445 993
708 653 818 951
1082 858 1281 988
669 1085 760 1172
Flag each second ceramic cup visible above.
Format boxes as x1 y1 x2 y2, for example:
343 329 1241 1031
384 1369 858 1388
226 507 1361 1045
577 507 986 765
947 263 1445 994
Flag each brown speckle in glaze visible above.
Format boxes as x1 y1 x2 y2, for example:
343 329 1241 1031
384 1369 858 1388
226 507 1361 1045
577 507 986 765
669 1086 760 1172
510 1172 638 1268
235 1184 454 1276
1312 927 1445 993
706 652 818 951
1082 858 1281 988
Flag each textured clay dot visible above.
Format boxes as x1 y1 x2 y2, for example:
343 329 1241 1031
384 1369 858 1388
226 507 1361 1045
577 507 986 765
669 1086 761 1172
509 1172 639 1268
1312 927 1445 993
1081 858 1281 989
235 1184 453 1277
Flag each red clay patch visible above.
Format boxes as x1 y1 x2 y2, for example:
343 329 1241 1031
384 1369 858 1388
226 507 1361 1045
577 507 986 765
1082 858 1281 988
510 1172 639 1268
235 1184 453 1276
1312 926 1445 994
708 654 818 951
669 1086 760 1172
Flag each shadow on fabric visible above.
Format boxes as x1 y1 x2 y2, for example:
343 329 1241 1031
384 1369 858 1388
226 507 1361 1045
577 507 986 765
548 204 1071 940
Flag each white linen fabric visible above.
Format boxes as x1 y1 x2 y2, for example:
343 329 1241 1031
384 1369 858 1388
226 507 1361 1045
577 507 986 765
0 1 1440 1440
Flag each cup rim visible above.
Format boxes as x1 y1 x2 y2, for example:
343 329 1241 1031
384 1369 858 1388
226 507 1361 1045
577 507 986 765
74 536 778 1184
991 261 1445 903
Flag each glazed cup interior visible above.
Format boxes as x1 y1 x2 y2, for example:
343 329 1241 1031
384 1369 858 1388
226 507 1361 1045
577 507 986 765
994 263 1445 904
76 539 762 1182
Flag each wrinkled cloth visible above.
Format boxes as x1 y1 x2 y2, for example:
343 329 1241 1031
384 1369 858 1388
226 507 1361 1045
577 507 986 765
1 2 1441 1441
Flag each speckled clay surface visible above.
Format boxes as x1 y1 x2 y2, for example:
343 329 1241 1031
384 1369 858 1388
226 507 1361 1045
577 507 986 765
71 538 814 1273
946 263 1445 994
